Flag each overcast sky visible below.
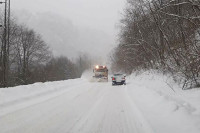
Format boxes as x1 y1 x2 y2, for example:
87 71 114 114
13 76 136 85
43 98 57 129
11 0 126 61
12 0 125 38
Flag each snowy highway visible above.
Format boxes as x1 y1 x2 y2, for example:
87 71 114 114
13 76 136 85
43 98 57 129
0 80 153 133
1 72 200 133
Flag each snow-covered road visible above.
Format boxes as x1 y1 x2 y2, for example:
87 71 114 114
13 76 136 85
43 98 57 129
0 72 200 133
0 80 153 133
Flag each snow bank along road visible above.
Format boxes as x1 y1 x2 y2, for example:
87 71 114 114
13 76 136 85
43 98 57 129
0 72 200 133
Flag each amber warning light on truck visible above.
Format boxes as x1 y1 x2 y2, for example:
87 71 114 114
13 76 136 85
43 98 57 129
95 65 99 69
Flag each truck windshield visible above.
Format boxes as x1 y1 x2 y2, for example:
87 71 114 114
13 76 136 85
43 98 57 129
96 69 107 72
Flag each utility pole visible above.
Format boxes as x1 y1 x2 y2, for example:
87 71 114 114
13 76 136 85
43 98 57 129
7 0 10 55
7 0 10 81
1 0 10 87
3 0 8 87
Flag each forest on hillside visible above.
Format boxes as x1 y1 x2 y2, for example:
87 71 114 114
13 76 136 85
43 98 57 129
0 16 91 87
111 0 200 89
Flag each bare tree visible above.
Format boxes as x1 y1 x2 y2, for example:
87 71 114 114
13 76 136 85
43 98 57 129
112 0 200 89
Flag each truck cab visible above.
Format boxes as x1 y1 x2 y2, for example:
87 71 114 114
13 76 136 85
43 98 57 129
93 65 108 82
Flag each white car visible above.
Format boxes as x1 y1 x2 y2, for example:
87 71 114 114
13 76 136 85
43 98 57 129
111 74 126 85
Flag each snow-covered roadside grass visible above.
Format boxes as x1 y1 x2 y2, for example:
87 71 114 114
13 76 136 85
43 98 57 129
0 79 83 105
127 70 200 133
0 78 87 116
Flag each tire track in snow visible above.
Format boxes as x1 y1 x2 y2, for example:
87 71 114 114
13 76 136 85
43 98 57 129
67 83 154 133
66 83 109 133
124 85 155 133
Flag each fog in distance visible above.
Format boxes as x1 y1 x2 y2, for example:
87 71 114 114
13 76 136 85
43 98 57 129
12 0 125 61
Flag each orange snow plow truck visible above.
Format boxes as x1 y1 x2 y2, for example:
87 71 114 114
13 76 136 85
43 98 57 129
93 65 108 82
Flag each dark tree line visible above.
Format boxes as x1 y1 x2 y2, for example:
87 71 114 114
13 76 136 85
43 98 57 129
0 18 91 87
111 0 200 89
